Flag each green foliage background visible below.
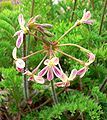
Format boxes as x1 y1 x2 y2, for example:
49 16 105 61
0 0 107 119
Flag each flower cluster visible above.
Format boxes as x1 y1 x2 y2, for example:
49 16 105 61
12 9 95 87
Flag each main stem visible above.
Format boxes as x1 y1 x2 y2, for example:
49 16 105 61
23 35 29 100
50 80 58 105
99 0 107 35
71 0 77 22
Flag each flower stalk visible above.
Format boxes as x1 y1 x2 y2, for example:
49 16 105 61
51 80 58 104
57 49 85 65
22 34 29 100
99 0 107 35
57 23 77 42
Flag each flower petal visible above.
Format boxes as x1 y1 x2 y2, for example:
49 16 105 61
16 59 25 69
47 68 54 81
82 9 91 20
16 67 23 72
88 53 95 64
14 30 22 37
12 47 17 60
83 20 94 24
55 82 70 87
16 32 23 48
44 59 50 65
38 66 48 76
77 67 88 78
60 73 68 82
69 69 77 81
18 14 25 27
52 66 62 78
51 57 59 65
34 75 45 84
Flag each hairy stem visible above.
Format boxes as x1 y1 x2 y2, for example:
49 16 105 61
99 0 107 35
71 0 77 22
50 80 58 104
57 50 85 65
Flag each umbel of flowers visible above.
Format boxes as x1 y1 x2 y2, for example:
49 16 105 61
12 9 95 102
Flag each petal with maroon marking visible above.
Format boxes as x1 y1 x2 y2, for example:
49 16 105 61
16 59 25 69
38 66 48 76
47 68 54 81
16 67 23 72
16 32 23 48
52 66 62 78
18 14 25 27
77 67 88 78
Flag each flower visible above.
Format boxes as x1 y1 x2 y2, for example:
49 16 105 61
24 70 45 84
55 69 77 87
38 57 63 81
76 53 95 78
80 9 94 25
12 47 25 72
14 14 28 48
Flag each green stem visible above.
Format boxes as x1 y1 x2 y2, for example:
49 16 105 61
22 49 44 60
50 80 58 104
99 0 107 35
71 0 77 22
31 0 35 17
57 49 85 65
23 35 29 100
57 43 90 53
57 23 77 42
